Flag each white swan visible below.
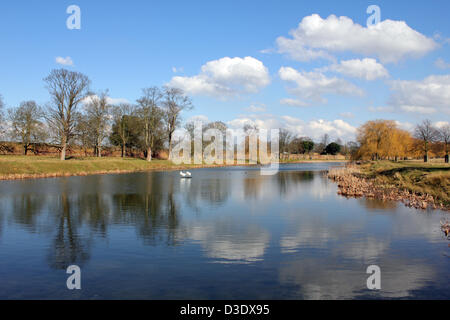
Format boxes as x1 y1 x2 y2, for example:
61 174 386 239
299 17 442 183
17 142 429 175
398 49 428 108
180 171 192 178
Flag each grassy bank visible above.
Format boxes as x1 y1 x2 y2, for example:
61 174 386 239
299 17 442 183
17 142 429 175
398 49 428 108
360 161 450 206
329 161 450 210
0 156 218 180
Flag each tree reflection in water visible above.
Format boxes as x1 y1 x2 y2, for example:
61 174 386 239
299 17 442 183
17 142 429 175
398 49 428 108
47 192 91 270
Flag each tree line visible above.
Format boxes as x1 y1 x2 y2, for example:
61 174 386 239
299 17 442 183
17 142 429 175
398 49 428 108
0 71 448 163
355 119 450 163
0 69 193 161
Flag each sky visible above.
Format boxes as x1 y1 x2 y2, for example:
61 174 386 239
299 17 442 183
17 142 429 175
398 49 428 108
0 0 449 142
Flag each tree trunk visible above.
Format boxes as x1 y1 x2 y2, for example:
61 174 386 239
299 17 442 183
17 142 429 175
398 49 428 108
146 146 152 162
445 154 449 164
168 133 173 160
24 145 28 156
121 144 125 158
60 137 67 161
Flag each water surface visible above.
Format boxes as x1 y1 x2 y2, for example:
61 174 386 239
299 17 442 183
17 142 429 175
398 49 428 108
0 163 448 299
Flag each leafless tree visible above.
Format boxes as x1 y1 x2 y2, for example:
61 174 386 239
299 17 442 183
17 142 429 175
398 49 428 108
163 86 193 160
279 128 293 158
8 101 45 155
319 133 330 153
137 87 164 161
44 69 90 160
84 91 111 157
439 124 450 163
414 119 439 162
75 113 94 157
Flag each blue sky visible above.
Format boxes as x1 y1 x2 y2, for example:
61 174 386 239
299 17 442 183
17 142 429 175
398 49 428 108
1 0 449 142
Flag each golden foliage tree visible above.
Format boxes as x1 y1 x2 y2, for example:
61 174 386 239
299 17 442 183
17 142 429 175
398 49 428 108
356 120 414 161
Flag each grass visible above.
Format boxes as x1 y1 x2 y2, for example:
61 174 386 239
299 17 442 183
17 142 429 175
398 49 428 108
360 160 450 206
0 155 223 180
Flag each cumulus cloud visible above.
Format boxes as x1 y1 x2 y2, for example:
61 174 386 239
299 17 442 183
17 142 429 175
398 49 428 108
227 114 357 141
388 75 450 114
168 56 270 98
276 14 437 63
279 66 364 103
329 58 389 80
308 119 357 139
55 56 74 66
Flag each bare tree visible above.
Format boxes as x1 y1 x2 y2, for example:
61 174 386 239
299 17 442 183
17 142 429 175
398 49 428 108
414 119 438 162
163 87 193 160
111 103 136 158
84 91 111 157
137 87 164 161
317 133 330 154
279 128 293 158
439 124 450 163
75 113 94 157
8 101 45 155
44 69 90 160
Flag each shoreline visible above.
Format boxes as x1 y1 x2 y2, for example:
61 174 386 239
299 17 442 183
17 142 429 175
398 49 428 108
327 164 450 212
0 162 254 181
0 156 348 181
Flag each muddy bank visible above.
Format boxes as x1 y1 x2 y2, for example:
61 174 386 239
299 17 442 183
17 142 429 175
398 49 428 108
327 166 449 212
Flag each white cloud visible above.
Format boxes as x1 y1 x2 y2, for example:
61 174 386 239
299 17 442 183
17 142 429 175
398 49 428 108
329 58 389 80
276 14 437 63
435 121 449 129
395 121 414 131
308 119 357 139
55 56 74 66
280 98 309 107
83 94 130 106
227 115 357 141
279 66 364 103
400 105 436 114
435 58 450 69
168 56 270 98
388 75 450 114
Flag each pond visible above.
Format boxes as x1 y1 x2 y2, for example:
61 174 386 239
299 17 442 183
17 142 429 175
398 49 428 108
0 163 448 299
